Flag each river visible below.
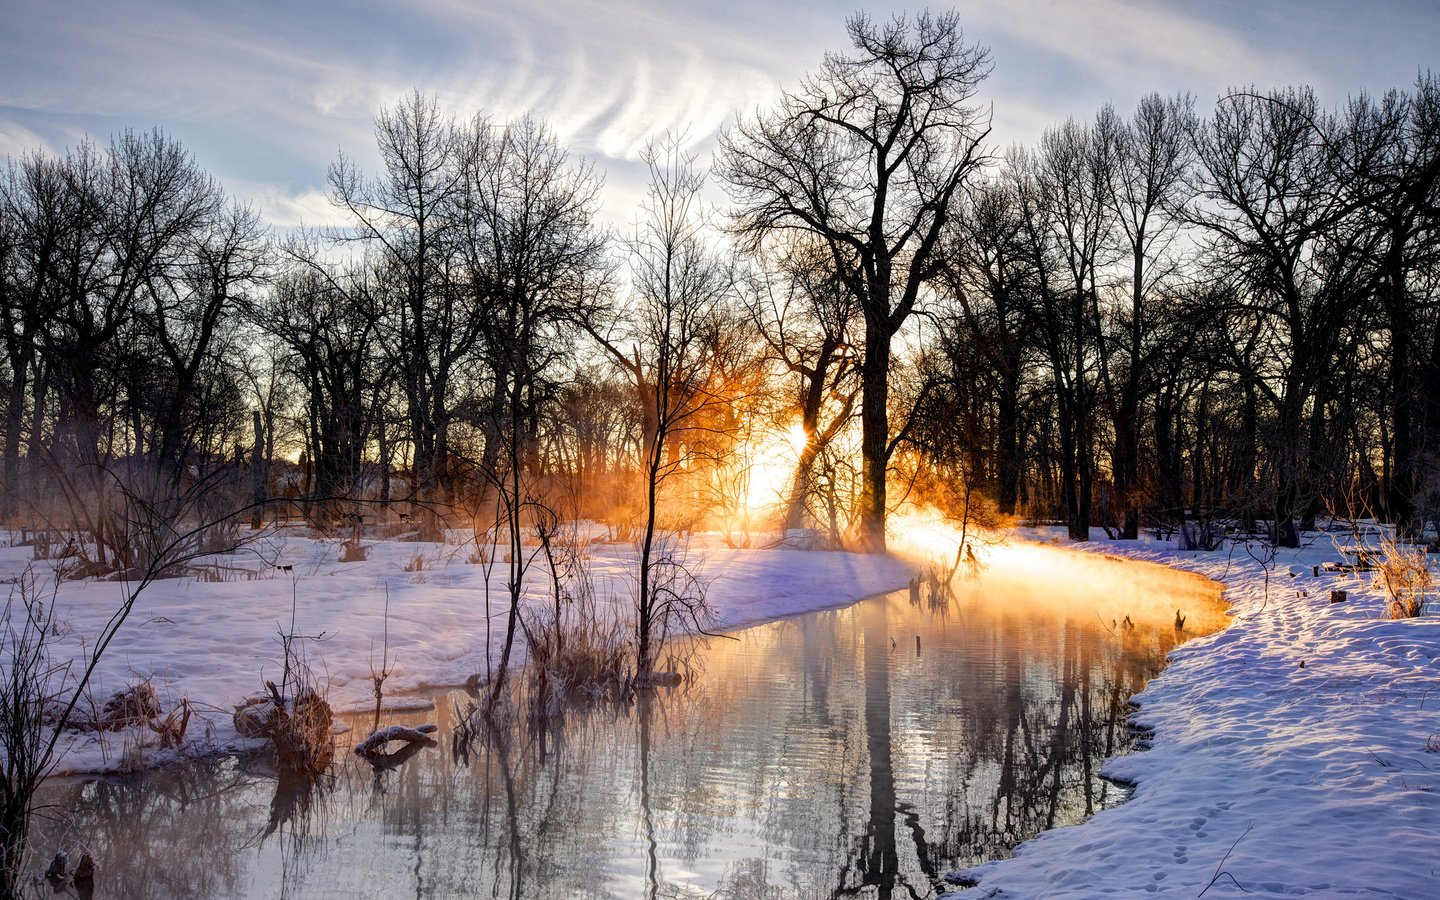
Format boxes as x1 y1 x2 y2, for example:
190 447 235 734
28 544 1225 899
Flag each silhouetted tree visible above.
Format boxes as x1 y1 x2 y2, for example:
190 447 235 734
720 10 992 550
1099 93 1196 538
738 237 860 531
591 135 736 680
328 91 471 538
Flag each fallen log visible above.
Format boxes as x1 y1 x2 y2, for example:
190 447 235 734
354 723 439 757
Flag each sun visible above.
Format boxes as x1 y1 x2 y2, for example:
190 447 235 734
741 421 809 514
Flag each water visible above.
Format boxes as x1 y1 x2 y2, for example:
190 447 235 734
28 546 1224 899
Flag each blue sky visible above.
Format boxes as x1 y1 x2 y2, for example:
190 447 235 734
3 1 1436 228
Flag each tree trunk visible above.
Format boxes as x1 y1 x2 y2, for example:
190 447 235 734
857 320 892 552
250 409 266 529
784 434 820 532
1387 267 1418 533
1114 389 1141 540
2 379 26 522
996 375 1020 516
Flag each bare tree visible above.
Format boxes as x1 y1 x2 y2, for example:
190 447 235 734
936 176 1037 516
738 237 860 531
142 200 268 484
1100 94 1196 538
719 10 991 550
0 152 65 522
1003 121 1115 542
254 263 388 509
1189 87 1388 545
589 135 735 681
328 91 471 539
1360 74 1440 533
0 130 252 568
449 114 608 708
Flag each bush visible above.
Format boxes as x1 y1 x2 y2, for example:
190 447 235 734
1374 533 1434 619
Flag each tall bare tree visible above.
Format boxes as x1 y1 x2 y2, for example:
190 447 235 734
1189 87 1388 545
1361 74 1440 533
458 114 608 506
937 176 1037 515
719 10 991 550
328 91 470 538
590 135 736 681
255 264 387 504
738 238 860 531
454 114 609 706
1101 94 1196 538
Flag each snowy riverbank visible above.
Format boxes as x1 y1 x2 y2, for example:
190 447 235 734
17 527 912 776
21 520 1440 898
953 528 1440 899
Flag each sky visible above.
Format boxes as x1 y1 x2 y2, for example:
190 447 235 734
2 0 1437 231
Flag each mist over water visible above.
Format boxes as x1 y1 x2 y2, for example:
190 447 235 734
29 548 1224 899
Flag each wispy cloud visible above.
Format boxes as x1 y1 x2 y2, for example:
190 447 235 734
2 0 1433 228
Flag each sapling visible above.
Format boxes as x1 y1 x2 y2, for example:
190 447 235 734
368 585 394 734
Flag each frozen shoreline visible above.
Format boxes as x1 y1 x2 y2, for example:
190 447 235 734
20 522 1440 898
952 529 1440 899
17 527 915 776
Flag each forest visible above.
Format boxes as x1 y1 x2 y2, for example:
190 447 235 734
1 10 1438 577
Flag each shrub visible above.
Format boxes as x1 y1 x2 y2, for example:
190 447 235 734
1374 532 1434 619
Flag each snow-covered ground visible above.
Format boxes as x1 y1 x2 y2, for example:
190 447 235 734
952 527 1440 899
18 518 1440 898
13 525 912 775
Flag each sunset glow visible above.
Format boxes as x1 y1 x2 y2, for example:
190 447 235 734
737 420 808 515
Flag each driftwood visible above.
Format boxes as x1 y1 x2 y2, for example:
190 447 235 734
354 723 439 757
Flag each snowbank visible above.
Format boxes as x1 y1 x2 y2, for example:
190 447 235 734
954 528 1440 899
7 527 913 775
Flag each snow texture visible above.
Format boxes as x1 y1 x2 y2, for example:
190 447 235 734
958 527 1440 899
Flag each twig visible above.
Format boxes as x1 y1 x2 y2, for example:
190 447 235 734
1196 823 1253 898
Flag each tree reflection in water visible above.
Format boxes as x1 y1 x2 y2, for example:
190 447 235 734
28 552 1222 899
24 755 263 899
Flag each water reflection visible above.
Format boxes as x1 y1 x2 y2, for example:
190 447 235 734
27 549 1223 899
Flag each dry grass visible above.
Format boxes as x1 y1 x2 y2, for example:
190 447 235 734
525 614 634 711
522 549 635 713
260 590 336 775
1374 532 1435 619
263 681 334 774
148 698 191 748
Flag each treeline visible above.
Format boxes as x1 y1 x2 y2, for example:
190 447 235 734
0 12 1436 557
917 75 1440 545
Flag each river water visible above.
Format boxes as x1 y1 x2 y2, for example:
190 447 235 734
30 544 1224 899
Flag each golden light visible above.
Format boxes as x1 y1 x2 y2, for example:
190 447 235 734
888 504 974 562
887 503 1225 629
890 502 1068 579
741 420 808 514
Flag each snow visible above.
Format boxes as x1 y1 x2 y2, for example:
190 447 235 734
955 527 1440 899
15 518 1440 897
7 526 912 776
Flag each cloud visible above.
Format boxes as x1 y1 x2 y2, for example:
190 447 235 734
224 181 348 230
3 0 1434 231
0 117 54 161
